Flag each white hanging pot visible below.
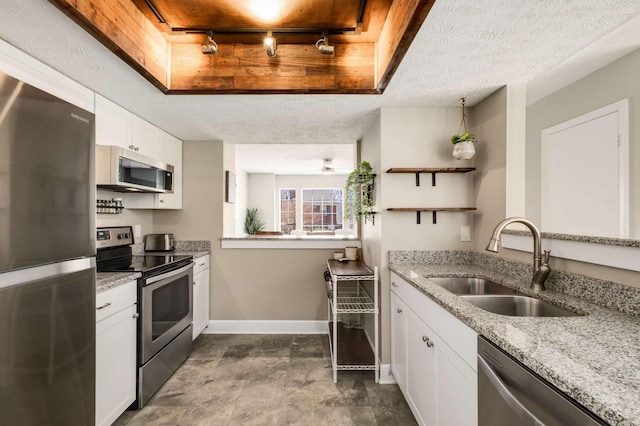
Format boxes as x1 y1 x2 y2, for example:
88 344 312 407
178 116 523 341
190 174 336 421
453 141 476 160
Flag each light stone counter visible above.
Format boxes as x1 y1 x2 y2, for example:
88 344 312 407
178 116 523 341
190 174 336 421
96 272 141 293
390 252 640 426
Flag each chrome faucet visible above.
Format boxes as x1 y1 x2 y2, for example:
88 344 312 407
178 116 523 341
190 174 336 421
486 217 551 292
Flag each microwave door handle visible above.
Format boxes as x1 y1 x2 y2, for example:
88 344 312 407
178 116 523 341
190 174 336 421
478 355 546 426
146 262 194 285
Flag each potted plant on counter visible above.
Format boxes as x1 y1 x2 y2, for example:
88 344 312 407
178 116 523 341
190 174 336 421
344 160 376 223
244 208 265 235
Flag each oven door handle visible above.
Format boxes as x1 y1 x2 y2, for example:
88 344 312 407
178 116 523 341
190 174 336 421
478 355 546 426
146 262 194 285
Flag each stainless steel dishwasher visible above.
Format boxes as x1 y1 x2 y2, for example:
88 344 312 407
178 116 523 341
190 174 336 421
477 336 607 426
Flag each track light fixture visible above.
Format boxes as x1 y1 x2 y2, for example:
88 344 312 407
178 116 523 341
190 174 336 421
315 32 334 55
263 31 277 57
201 31 218 54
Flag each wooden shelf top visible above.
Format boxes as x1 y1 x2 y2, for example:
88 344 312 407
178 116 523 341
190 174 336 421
387 207 477 212
386 167 476 174
328 259 374 277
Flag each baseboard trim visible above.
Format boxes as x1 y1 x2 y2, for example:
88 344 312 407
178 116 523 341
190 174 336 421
378 364 397 385
203 320 328 334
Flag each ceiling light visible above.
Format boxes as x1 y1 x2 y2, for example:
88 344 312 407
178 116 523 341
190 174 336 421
315 32 334 55
201 32 218 54
250 0 281 23
263 31 277 57
322 158 335 174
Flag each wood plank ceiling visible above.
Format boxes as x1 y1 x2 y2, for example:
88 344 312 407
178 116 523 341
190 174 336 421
48 0 435 94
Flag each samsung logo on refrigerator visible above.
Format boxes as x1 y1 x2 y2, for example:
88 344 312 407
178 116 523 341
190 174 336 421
70 112 90 124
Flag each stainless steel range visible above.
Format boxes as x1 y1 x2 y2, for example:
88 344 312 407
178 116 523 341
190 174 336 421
96 226 194 408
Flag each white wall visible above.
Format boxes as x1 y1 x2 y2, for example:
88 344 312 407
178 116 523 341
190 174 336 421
223 141 236 237
246 173 276 231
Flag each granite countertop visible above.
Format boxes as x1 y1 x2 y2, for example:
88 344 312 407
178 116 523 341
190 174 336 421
390 263 640 426
96 272 141 293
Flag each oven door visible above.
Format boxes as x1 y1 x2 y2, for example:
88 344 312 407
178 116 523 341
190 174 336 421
140 262 193 364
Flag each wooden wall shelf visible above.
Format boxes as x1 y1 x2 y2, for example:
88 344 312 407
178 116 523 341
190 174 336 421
386 207 477 224
386 167 476 186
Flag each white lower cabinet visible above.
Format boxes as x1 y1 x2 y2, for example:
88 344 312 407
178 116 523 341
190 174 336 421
390 293 408 390
391 272 478 426
192 255 210 340
96 281 137 426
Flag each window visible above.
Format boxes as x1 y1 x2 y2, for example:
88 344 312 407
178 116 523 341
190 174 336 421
302 189 343 232
280 189 296 234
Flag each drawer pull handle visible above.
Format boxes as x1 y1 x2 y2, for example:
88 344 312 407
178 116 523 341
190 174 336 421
422 336 434 348
96 302 112 310
396 308 403 314
133 313 139 319
199 263 206 267
391 282 398 288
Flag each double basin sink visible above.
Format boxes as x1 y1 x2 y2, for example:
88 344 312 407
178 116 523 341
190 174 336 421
428 277 581 317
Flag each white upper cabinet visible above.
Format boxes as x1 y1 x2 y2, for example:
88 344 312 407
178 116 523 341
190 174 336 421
0 39 95 112
95 94 183 210
95 94 130 148
130 115 158 158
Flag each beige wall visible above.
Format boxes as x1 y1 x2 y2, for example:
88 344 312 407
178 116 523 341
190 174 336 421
246 173 276 231
154 140 343 322
526 47 640 238
472 85 640 288
96 189 154 243
362 107 476 364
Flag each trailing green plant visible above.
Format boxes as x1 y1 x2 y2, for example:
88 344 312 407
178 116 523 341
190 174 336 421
344 160 375 222
244 208 265 235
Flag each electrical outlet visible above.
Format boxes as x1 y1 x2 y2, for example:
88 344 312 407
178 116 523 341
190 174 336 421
134 224 142 238
461 226 471 242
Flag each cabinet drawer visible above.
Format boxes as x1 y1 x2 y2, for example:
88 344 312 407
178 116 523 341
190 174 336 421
96 281 137 323
390 272 412 301
193 255 210 275
391 271 477 370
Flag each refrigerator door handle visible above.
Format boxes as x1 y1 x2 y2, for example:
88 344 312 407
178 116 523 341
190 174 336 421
0 257 95 289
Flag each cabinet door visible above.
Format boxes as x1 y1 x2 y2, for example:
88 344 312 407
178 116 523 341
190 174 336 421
95 94 130 148
390 292 408 391
130 115 158 158
406 309 436 426
96 304 137 426
156 132 183 209
433 334 477 426
192 268 210 340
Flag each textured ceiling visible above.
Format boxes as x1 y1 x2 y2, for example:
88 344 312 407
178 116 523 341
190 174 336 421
235 144 354 174
0 0 639 153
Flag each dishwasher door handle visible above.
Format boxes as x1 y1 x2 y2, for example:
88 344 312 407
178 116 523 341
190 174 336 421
478 355 546 426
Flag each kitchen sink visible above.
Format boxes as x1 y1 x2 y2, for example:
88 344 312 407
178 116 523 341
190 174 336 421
461 295 581 317
428 277 518 295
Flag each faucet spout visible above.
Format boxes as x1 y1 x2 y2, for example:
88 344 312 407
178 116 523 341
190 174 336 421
485 217 548 291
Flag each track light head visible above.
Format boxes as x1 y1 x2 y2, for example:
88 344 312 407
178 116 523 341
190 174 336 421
263 31 277 57
315 32 334 55
201 32 218 54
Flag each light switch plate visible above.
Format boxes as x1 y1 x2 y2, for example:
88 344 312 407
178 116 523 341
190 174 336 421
461 226 471 242
133 224 142 237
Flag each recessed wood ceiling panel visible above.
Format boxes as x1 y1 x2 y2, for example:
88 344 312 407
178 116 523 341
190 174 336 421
147 0 364 29
135 0 392 43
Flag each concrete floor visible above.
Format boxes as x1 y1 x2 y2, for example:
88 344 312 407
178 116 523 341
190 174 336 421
114 334 417 426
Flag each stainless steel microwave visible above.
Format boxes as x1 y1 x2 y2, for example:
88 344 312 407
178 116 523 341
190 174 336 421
96 145 174 193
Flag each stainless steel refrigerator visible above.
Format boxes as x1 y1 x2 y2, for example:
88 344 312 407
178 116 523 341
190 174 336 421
0 71 96 425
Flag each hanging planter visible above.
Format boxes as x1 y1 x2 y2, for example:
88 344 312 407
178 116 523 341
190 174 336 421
344 161 376 223
451 97 476 160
